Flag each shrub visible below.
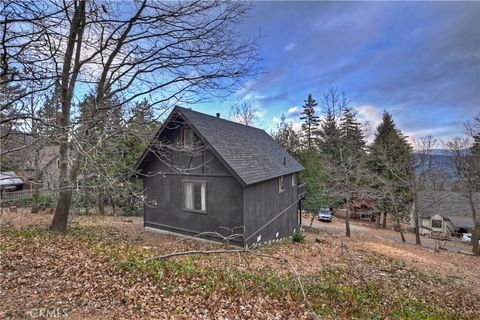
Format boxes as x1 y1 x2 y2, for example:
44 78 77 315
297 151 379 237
37 191 57 209
292 226 305 243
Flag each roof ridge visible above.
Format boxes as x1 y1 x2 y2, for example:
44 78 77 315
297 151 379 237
175 105 267 133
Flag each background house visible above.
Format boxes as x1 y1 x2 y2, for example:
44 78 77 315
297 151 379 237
134 107 305 246
0 171 25 191
418 190 477 236
1 129 63 190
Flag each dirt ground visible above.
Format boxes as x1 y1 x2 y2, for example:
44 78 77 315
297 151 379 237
1 208 479 319
304 214 474 253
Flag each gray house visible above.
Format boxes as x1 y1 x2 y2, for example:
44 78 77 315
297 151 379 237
417 190 478 236
134 106 305 247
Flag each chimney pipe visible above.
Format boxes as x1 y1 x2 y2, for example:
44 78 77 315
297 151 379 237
216 113 220 118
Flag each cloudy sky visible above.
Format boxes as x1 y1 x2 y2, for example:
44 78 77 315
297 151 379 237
192 1 480 142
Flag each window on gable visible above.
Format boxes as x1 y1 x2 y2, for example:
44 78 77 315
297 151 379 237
182 127 194 146
182 127 201 149
431 219 442 229
292 173 296 187
183 181 207 212
279 176 285 193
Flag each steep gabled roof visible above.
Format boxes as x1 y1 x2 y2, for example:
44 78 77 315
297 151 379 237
135 106 304 186
418 190 478 229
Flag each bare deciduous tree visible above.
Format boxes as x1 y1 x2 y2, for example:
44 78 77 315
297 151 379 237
447 133 479 255
1 0 258 232
229 100 260 126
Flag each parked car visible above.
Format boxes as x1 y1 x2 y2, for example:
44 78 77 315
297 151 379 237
462 233 480 244
317 208 332 222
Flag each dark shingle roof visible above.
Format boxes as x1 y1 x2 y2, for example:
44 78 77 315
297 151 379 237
135 106 304 186
418 190 478 228
178 107 304 186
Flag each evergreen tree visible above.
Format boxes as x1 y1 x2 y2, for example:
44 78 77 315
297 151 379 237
339 107 366 154
368 111 413 232
471 131 480 188
298 148 331 225
318 112 340 157
317 88 347 159
273 113 301 158
329 106 368 237
300 94 320 149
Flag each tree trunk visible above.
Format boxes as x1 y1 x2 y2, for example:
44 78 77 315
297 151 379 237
467 193 479 255
382 211 387 228
48 1 86 232
472 220 480 256
50 188 73 232
50 153 83 231
397 218 406 243
345 200 351 237
98 188 105 215
310 212 315 227
375 214 381 228
31 158 43 214
108 193 116 216
31 183 39 213
412 198 422 245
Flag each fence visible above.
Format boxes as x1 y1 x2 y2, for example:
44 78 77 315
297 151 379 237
0 189 47 207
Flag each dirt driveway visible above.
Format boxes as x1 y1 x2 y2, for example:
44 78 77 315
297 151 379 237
303 215 474 253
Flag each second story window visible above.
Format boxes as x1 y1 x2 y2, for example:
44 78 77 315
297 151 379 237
292 173 296 187
279 176 285 193
181 127 201 150
182 127 194 146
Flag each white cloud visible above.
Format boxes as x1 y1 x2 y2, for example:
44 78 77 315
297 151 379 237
284 41 296 51
287 106 299 114
243 91 266 101
357 105 383 129
234 79 256 96
357 105 383 142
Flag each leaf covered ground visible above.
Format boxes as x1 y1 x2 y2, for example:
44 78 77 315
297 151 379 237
1 209 479 319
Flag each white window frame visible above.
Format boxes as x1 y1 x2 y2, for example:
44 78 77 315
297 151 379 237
279 176 285 193
182 180 207 213
291 173 296 187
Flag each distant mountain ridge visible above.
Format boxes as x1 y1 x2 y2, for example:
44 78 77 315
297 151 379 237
415 150 455 179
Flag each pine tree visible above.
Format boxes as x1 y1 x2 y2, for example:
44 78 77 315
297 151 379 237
317 88 346 159
273 113 301 158
318 112 340 158
339 107 366 155
328 106 368 237
300 94 320 149
368 111 413 232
